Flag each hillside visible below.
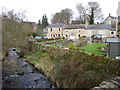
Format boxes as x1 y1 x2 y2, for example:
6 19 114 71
2 17 34 57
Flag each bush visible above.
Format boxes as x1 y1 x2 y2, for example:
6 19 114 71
69 42 75 49
31 32 39 38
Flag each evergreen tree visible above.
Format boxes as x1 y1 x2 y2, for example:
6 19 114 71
89 8 94 24
42 14 48 28
38 20 41 25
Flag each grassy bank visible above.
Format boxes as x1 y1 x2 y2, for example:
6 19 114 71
26 43 120 88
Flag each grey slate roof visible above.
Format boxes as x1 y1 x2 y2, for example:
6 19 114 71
48 23 65 28
45 23 115 30
63 24 85 29
104 15 116 22
87 24 114 30
109 16 116 19
106 38 120 42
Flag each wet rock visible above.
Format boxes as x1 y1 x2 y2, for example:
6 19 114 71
9 74 18 78
17 72 25 75
4 77 11 83
24 59 27 61
2 48 57 88
22 62 27 67
51 85 56 88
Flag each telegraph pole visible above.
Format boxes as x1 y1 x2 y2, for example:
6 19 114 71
116 14 118 37
116 1 120 37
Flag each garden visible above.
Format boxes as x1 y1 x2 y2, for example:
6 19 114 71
41 39 108 55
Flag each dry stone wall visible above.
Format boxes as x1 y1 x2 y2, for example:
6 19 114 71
91 77 120 89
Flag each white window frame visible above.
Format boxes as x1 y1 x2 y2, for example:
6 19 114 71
88 30 92 35
99 30 105 35
65 30 68 32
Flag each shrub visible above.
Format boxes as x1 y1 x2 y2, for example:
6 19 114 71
69 42 75 49
31 32 39 38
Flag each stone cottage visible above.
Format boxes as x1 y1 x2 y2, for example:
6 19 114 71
44 23 116 40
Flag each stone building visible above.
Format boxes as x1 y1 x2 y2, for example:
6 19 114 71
44 23 65 39
63 24 85 39
104 14 116 25
44 23 116 40
86 24 116 38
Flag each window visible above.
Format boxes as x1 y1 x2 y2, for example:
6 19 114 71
58 34 60 37
111 32 114 34
78 30 80 32
66 30 68 32
99 30 105 35
59 28 60 31
53 34 55 37
51 34 52 37
78 34 80 37
109 21 112 24
88 31 92 34
66 35 68 37
51 28 52 32
56 34 57 37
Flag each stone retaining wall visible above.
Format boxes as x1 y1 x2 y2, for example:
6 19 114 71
91 77 120 89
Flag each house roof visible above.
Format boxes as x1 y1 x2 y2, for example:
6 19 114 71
63 24 85 29
71 20 81 24
109 16 116 19
47 23 65 28
87 24 114 30
104 14 116 23
106 38 120 42
44 23 115 30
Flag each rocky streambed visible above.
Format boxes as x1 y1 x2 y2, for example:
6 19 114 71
2 48 57 89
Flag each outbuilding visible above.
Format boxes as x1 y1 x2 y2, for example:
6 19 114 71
106 38 120 59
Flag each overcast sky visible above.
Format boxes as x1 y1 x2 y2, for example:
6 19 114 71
0 0 120 23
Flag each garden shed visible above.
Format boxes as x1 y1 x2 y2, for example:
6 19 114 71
106 38 120 59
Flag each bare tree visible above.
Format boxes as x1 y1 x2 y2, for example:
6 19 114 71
76 2 103 24
76 3 86 24
0 7 27 22
51 8 73 24
15 11 27 22
51 13 61 24
1 7 8 17
60 8 73 23
88 2 103 24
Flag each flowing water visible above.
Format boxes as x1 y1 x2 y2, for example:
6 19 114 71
2 48 56 89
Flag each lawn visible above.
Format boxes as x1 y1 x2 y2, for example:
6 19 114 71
80 43 107 55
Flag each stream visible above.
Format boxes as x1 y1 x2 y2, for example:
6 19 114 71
2 48 57 89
